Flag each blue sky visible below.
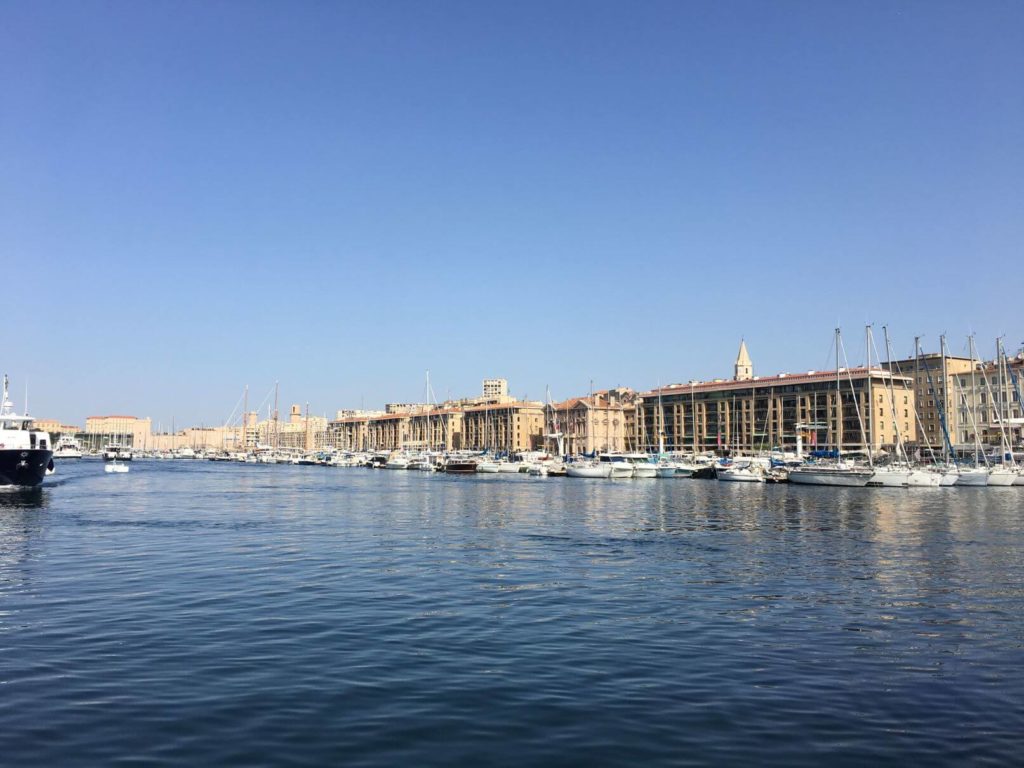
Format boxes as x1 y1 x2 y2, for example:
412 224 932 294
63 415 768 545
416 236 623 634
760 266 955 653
3 1 1021 427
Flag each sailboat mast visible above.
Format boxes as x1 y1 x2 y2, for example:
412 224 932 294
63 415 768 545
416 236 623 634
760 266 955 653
242 385 248 452
865 324 873 457
882 326 904 462
657 382 665 455
835 327 841 456
691 382 697 455
940 335 949 464
273 381 279 450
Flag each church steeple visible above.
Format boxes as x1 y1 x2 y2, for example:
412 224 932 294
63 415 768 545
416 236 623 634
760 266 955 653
734 339 753 381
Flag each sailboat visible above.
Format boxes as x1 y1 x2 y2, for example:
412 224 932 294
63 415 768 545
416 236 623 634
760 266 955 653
953 340 991 487
789 329 874 487
979 336 1017 486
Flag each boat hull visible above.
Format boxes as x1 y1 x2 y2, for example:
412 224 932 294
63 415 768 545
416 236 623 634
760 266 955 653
867 469 910 488
988 470 1017 487
717 469 764 483
443 462 477 474
955 469 989 487
566 465 612 478
0 449 53 487
789 468 872 487
905 470 941 488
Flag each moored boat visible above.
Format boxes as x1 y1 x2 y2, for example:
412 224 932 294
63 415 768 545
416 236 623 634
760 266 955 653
53 433 83 459
789 464 873 487
0 375 54 487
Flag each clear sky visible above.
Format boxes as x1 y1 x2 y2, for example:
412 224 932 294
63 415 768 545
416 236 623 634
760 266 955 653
3 1 1022 427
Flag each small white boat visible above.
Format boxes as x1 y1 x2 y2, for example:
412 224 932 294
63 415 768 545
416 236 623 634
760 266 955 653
476 461 501 473
54 434 83 459
104 462 129 474
655 461 696 478
384 453 411 469
566 461 612 478
717 464 765 483
789 463 873 487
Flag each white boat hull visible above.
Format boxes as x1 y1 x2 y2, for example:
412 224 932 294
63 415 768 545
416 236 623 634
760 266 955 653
789 468 872 487
566 464 612 479
868 469 910 487
632 465 657 478
717 468 764 483
988 469 1017 486
905 470 941 488
955 469 989 487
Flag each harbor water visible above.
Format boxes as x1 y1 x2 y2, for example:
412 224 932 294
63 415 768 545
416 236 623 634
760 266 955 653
1 461 1022 766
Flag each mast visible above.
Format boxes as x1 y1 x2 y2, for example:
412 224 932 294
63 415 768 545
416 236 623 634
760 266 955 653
273 382 280 450
691 381 697 455
657 381 665 455
995 338 1015 466
865 324 873 458
835 327 842 456
940 335 949 464
242 385 248 452
967 335 993 466
997 338 1015 465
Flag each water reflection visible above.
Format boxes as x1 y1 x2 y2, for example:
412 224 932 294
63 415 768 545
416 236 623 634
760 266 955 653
1 462 1022 767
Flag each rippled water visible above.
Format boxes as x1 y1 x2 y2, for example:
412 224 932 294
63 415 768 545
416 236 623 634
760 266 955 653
1 461 1022 766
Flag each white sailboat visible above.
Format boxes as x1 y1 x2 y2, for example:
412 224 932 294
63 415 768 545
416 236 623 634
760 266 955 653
789 329 873 487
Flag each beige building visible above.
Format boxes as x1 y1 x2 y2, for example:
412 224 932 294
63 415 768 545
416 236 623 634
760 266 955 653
85 415 153 448
638 342 916 455
254 404 327 451
549 388 638 455
884 351 974 453
32 419 80 436
461 401 545 453
407 408 464 451
952 355 1024 451
482 378 508 398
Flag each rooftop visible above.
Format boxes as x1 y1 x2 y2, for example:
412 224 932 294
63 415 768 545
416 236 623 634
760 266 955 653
643 366 912 398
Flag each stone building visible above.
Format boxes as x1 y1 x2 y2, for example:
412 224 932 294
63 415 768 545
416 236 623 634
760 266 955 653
459 401 545 453
548 388 638 455
638 342 917 455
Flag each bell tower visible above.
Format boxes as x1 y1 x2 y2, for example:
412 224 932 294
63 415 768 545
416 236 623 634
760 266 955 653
734 339 753 381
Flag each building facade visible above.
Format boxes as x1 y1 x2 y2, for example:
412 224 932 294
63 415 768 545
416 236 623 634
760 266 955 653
548 388 637 455
85 415 153 448
461 401 545 453
638 343 916 455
